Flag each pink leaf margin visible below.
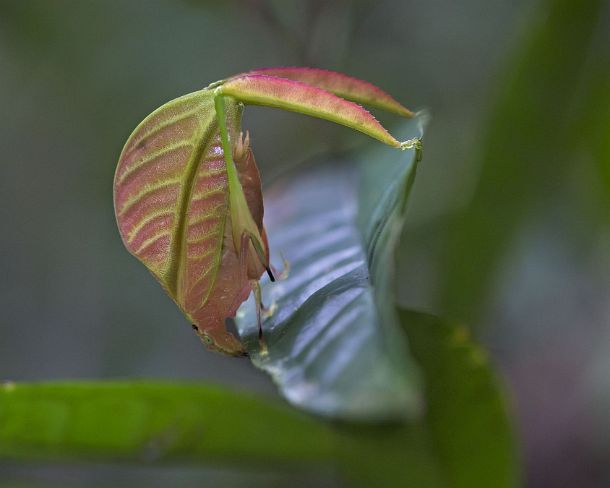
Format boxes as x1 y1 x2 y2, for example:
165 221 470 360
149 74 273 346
219 74 402 148
235 67 415 118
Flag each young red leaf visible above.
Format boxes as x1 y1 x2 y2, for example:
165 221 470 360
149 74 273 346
115 68 418 357
114 92 267 356
218 75 404 148
238 67 415 118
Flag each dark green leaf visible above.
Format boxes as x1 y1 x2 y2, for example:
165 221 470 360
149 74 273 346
400 309 520 488
438 0 605 322
236 115 427 421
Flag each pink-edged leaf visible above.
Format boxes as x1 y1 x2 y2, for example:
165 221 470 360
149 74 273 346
114 91 267 356
218 75 403 148
115 68 417 357
238 67 415 118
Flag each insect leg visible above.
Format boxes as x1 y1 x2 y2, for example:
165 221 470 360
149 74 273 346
271 251 290 281
244 230 274 281
252 279 269 355
252 281 264 340
236 232 269 353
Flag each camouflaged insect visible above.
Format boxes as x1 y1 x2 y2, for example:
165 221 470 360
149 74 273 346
114 68 418 356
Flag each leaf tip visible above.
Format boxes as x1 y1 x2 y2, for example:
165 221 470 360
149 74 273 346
399 137 422 151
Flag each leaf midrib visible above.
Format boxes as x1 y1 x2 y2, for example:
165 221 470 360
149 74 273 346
166 99 220 299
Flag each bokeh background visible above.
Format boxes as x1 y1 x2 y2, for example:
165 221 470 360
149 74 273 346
1 0 609 486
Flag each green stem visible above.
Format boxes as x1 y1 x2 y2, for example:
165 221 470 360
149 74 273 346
214 92 239 189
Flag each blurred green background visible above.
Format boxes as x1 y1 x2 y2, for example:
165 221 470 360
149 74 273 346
0 0 609 486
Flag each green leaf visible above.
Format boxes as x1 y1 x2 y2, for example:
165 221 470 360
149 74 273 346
0 311 517 487
0 381 336 464
400 309 520 488
577 57 610 216
113 69 417 356
0 380 443 486
235 115 426 421
438 0 605 322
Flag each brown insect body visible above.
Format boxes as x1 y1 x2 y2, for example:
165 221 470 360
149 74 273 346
191 132 269 356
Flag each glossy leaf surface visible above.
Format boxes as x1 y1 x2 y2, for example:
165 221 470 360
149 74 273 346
236 116 426 421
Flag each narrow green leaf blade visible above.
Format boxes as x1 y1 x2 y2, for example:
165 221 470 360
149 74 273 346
438 0 605 322
400 310 520 488
0 381 336 465
0 381 443 486
0 314 516 488
235 116 426 421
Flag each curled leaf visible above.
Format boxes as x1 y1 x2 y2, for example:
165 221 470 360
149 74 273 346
114 92 266 356
115 68 416 357
235 115 427 419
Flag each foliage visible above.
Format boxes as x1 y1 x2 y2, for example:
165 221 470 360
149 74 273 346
0 308 516 487
438 0 607 323
113 69 416 356
0 76 516 484
10 0 606 484
236 116 424 420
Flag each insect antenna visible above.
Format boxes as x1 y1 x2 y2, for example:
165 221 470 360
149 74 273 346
266 266 276 282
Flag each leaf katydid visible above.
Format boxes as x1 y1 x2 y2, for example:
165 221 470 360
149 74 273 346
114 68 418 356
